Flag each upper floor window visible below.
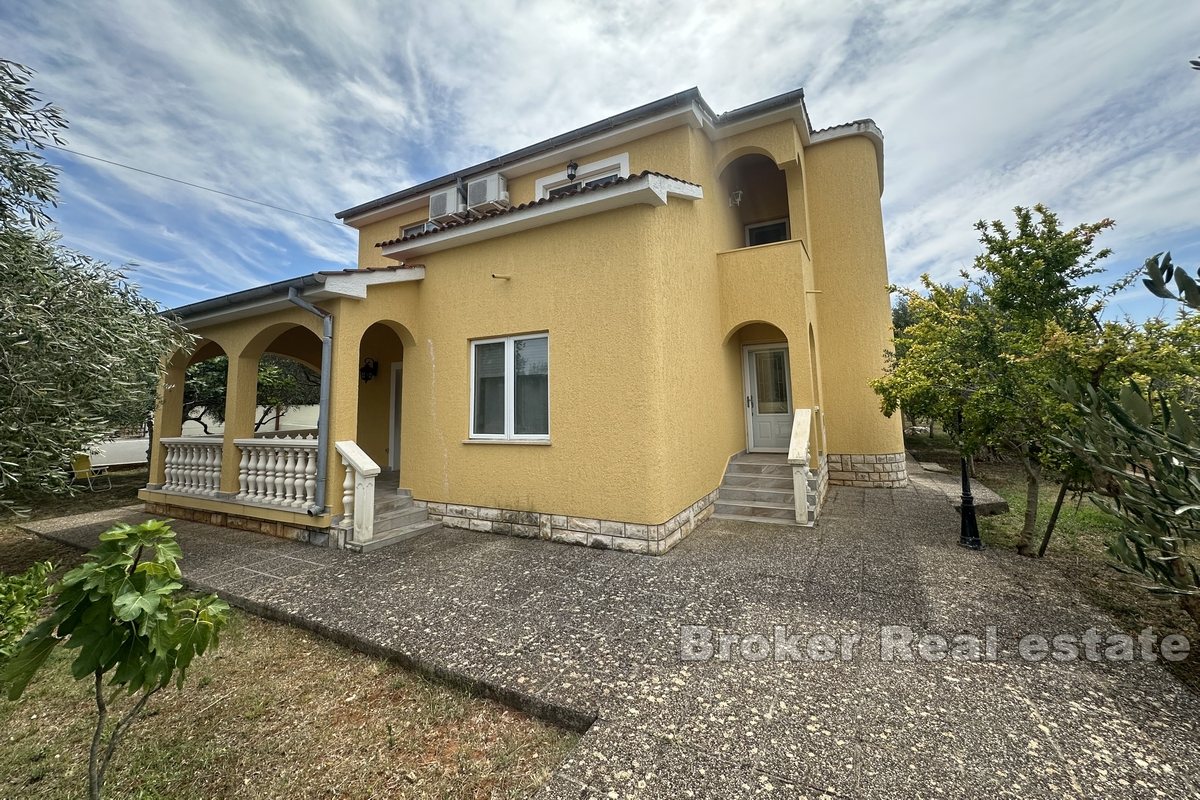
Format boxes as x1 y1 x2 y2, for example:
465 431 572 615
536 153 630 200
745 218 790 247
471 334 549 440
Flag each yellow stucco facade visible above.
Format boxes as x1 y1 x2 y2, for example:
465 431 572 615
143 88 905 552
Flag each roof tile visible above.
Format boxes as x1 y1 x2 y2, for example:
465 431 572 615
375 170 698 248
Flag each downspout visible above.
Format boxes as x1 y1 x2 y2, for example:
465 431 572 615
287 288 332 516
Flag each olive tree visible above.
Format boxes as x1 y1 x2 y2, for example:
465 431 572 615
0 61 189 513
1054 254 1200 627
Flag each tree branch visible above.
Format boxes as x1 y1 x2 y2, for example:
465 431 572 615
95 686 159 795
89 670 107 800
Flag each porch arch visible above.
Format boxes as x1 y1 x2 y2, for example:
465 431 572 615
713 144 781 177
717 153 791 251
356 320 411 471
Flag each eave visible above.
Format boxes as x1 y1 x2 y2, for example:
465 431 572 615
378 173 703 260
167 266 425 329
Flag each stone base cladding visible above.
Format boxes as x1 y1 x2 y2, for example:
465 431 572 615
827 453 908 488
142 501 332 547
416 488 720 556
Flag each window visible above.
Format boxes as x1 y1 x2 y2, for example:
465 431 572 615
536 153 630 199
546 182 581 199
745 219 789 247
470 334 549 439
545 172 619 199
402 221 436 238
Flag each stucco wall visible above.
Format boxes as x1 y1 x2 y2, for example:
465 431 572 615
155 113 902 528
805 136 904 456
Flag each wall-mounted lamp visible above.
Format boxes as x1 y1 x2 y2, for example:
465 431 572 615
359 357 379 382
729 190 744 207
566 161 579 181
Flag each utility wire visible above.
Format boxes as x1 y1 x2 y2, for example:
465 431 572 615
46 144 343 227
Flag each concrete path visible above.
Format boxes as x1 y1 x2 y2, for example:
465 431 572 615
21 482 1200 799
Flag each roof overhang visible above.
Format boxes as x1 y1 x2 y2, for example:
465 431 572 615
167 266 425 328
338 87 810 228
379 174 702 260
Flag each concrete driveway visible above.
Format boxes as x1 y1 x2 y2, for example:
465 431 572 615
22 481 1200 799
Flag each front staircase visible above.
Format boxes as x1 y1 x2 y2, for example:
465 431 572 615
713 452 798 526
345 471 440 552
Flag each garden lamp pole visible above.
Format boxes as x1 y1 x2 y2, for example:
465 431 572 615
957 406 983 550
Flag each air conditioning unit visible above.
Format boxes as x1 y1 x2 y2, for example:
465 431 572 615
428 187 466 223
402 220 439 239
466 174 510 213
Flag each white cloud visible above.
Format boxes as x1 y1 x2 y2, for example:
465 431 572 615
3 0 1199 311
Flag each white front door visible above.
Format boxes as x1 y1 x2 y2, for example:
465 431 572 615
744 344 793 452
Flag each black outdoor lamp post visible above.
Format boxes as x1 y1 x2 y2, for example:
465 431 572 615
956 406 983 550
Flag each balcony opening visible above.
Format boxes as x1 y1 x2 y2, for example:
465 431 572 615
719 153 790 250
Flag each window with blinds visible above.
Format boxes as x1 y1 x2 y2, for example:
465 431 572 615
470 334 549 439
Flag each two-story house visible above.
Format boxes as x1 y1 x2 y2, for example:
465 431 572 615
141 86 906 554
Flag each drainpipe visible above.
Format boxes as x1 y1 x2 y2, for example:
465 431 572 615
287 288 331 516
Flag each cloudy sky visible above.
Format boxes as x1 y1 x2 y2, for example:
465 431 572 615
4 1 1199 318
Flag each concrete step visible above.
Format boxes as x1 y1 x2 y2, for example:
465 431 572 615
718 486 795 504
722 474 794 490
732 452 789 464
711 512 799 527
374 494 413 515
374 505 428 529
727 461 792 476
346 520 440 553
715 500 795 520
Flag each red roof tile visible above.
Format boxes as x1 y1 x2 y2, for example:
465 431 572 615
375 170 698 248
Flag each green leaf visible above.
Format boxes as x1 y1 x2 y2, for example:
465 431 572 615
1 636 58 700
1118 384 1153 427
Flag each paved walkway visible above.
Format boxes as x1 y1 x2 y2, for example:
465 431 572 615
21 481 1200 799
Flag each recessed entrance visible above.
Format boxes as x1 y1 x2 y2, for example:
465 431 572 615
744 343 792 452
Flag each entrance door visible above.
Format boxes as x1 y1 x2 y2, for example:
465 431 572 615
744 345 792 452
389 363 403 471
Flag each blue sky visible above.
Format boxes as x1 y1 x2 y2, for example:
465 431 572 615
4 1 1199 318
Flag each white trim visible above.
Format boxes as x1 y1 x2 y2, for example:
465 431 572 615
744 217 791 248
388 362 403 471
382 174 702 260
178 267 426 329
535 153 630 199
469 333 550 441
743 343 792 453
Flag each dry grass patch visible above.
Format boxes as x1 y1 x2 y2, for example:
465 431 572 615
0 474 577 799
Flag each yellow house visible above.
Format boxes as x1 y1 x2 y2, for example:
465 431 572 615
140 87 905 555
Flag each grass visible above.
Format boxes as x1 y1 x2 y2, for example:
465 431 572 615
906 431 1199 693
0 470 577 799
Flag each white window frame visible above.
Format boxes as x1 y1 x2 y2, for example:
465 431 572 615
744 217 790 248
469 333 550 441
536 152 630 199
402 220 436 238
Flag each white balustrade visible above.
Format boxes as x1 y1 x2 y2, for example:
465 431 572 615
335 440 381 545
234 435 320 509
787 408 819 526
161 438 223 496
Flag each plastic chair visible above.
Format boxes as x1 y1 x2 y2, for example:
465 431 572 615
71 454 112 492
